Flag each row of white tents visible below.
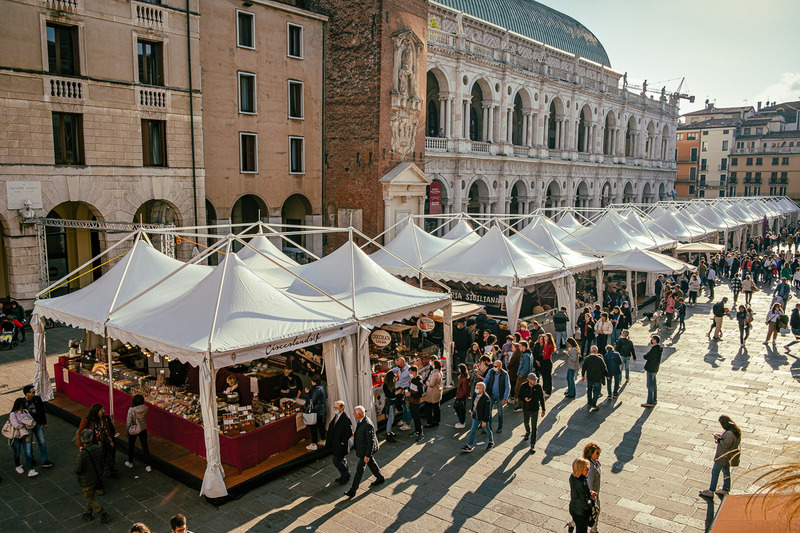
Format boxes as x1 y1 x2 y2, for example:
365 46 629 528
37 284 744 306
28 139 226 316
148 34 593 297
30 197 798 498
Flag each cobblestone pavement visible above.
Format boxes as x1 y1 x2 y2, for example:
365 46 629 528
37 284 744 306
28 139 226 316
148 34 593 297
1 277 799 532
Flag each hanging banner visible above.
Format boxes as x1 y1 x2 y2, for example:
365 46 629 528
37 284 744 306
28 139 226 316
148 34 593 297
429 182 442 215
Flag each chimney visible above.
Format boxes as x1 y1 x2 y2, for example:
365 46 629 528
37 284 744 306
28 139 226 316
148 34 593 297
757 101 762 111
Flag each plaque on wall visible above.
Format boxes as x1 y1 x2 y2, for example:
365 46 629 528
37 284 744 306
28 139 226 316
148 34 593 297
6 181 43 210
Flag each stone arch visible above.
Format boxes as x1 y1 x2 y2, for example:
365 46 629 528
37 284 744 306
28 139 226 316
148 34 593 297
658 182 667 201
46 201 106 295
133 199 182 226
624 115 638 157
426 68 451 138
231 194 268 225
603 110 617 155
623 182 635 203
468 79 493 141
546 96 566 150
645 120 656 159
509 179 529 217
544 179 565 212
281 193 312 248
661 124 670 160
574 180 591 217
466 177 491 214
641 182 654 203
577 104 593 152
600 181 613 207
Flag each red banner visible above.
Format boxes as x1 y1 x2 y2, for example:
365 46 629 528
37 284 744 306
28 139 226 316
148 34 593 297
429 182 442 215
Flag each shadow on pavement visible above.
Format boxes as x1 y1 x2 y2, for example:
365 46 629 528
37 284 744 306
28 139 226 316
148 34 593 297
611 408 653 474
731 346 750 371
541 399 622 466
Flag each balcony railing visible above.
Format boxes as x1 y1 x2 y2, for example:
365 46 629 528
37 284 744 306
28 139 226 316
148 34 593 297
138 88 168 109
425 137 448 151
731 145 800 155
45 0 78 12
134 2 167 28
428 28 455 48
470 141 490 154
46 76 84 101
513 145 529 157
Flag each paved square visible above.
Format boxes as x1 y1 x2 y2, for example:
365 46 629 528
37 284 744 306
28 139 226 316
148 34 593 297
1 278 797 532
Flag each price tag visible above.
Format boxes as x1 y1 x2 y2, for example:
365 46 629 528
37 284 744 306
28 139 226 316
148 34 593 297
250 377 258 392
63 367 69 384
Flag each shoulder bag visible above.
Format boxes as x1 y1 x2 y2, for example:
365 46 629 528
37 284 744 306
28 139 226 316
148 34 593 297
302 397 317 425
128 410 144 436
1 420 25 440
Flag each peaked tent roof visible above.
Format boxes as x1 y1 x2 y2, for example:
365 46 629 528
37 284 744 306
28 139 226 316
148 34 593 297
370 221 466 277
236 234 298 270
509 216 601 273
423 226 569 286
287 241 451 327
556 212 589 236
602 248 695 274
441 219 480 244
563 211 667 254
693 203 738 230
619 209 679 247
34 238 211 334
650 211 703 242
107 252 355 367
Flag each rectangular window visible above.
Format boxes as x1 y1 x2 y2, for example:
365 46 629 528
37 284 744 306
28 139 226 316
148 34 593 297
771 172 778 179
699 190 705 198
288 80 304 119
690 147 697 162
720 174 726 184
729 186 735 197
745 171 752 180
731 157 738 166
719 190 725 198
783 157 790 165
756 157 762 166
699 174 706 186
756 127 763 134
676 133 684 141
689 167 696 181
701 141 708 152
702 131 709 136
754 186 761 195
46 23 80 76
237 10 255 49
722 140 729 151
700 158 707 171
770 186 777 196
141 119 167 167
238 71 256 114
773 157 780 165
137 40 163 86
52 112 84 165
780 187 787 196
289 136 304 174
730 171 737 179
720 158 727 170
288 23 303 58
688 185 695 195
744 128 751 135
746 157 753 166
723 130 729 134
736 142 743 149
744 186 751 196
687 133 698 140
239 133 257 173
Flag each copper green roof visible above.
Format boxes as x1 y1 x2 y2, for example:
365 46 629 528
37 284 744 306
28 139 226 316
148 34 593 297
433 0 611 66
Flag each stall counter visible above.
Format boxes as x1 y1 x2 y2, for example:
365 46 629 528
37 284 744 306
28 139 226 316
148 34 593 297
54 362 309 473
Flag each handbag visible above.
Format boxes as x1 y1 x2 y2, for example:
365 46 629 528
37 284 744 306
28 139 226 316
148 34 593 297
588 499 600 526
128 412 144 436
303 399 317 425
1 420 24 440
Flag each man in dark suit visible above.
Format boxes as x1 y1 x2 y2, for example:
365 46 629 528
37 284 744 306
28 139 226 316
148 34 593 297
326 400 353 485
344 405 384 498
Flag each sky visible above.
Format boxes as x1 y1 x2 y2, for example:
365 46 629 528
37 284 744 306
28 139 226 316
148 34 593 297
537 0 800 116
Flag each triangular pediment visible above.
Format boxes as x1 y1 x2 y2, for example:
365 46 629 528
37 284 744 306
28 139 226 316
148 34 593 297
379 162 431 185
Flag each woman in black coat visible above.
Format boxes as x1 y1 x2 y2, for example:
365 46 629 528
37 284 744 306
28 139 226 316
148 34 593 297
567 457 596 533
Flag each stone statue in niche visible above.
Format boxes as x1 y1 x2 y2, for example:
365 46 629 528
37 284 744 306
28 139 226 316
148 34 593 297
391 29 424 160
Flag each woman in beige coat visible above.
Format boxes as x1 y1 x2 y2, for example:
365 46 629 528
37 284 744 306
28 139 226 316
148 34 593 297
424 359 443 428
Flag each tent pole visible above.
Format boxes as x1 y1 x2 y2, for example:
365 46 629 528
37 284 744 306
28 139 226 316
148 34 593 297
106 327 114 420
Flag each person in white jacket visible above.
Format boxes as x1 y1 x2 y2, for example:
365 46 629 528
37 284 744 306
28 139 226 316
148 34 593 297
125 394 152 472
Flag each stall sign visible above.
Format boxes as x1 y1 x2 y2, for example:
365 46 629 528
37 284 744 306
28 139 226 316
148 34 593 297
417 316 435 331
371 329 392 347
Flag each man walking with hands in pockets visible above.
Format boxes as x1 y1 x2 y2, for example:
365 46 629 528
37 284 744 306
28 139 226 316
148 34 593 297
344 406 384 498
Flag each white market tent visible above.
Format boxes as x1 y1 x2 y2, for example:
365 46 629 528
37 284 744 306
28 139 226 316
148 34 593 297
602 248 696 313
33 229 452 500
442 218 480 244
650 210 705 242
619 209 681 247
562 210 670 255
674 242 726 253
557 212 589 235
369 221 467 277
237 234 300 270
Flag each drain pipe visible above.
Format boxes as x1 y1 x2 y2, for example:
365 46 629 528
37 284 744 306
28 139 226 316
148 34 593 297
186 0 199 226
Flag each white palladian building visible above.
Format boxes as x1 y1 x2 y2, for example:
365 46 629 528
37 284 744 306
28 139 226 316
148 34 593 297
423 0 679 220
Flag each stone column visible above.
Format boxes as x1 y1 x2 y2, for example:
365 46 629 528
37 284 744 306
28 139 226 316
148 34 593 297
482 105 489 141
462 100 470 138
506 109 513 144
542 114 549 147
439 97 447 134
446 98 453 138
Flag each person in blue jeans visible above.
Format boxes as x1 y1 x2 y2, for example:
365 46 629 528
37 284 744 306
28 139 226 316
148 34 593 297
391 358 413 428
24 384 53 469
564 338 581 398
614 329 636 382
461 382 493 452
699 415 742 497
602 345 622 399
483 360 510 432
580 346 607 412
641 335 663 408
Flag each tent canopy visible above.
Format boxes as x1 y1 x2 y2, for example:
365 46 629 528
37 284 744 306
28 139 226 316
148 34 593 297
237 234 299 270
34 238 211 334
509 216 602 273
674 242 726 253
370 221 466 276
603 248 696 274
423 226 569 287
442 219 480 244
562 211 665 255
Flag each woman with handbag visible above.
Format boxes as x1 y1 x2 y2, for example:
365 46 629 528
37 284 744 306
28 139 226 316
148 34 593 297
124 394 152 472
8 397 37 477
700 415 742 497
304 375 327 451
567 457 596 533
78 403 118 480
382 371 398 442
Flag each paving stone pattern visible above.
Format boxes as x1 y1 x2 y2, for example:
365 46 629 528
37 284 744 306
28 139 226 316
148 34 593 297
1 277 798 532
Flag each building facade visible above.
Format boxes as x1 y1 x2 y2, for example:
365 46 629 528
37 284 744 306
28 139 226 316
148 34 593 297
199 0 326 256
0 0 204 305
423 0 680 224
675 125 700 199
